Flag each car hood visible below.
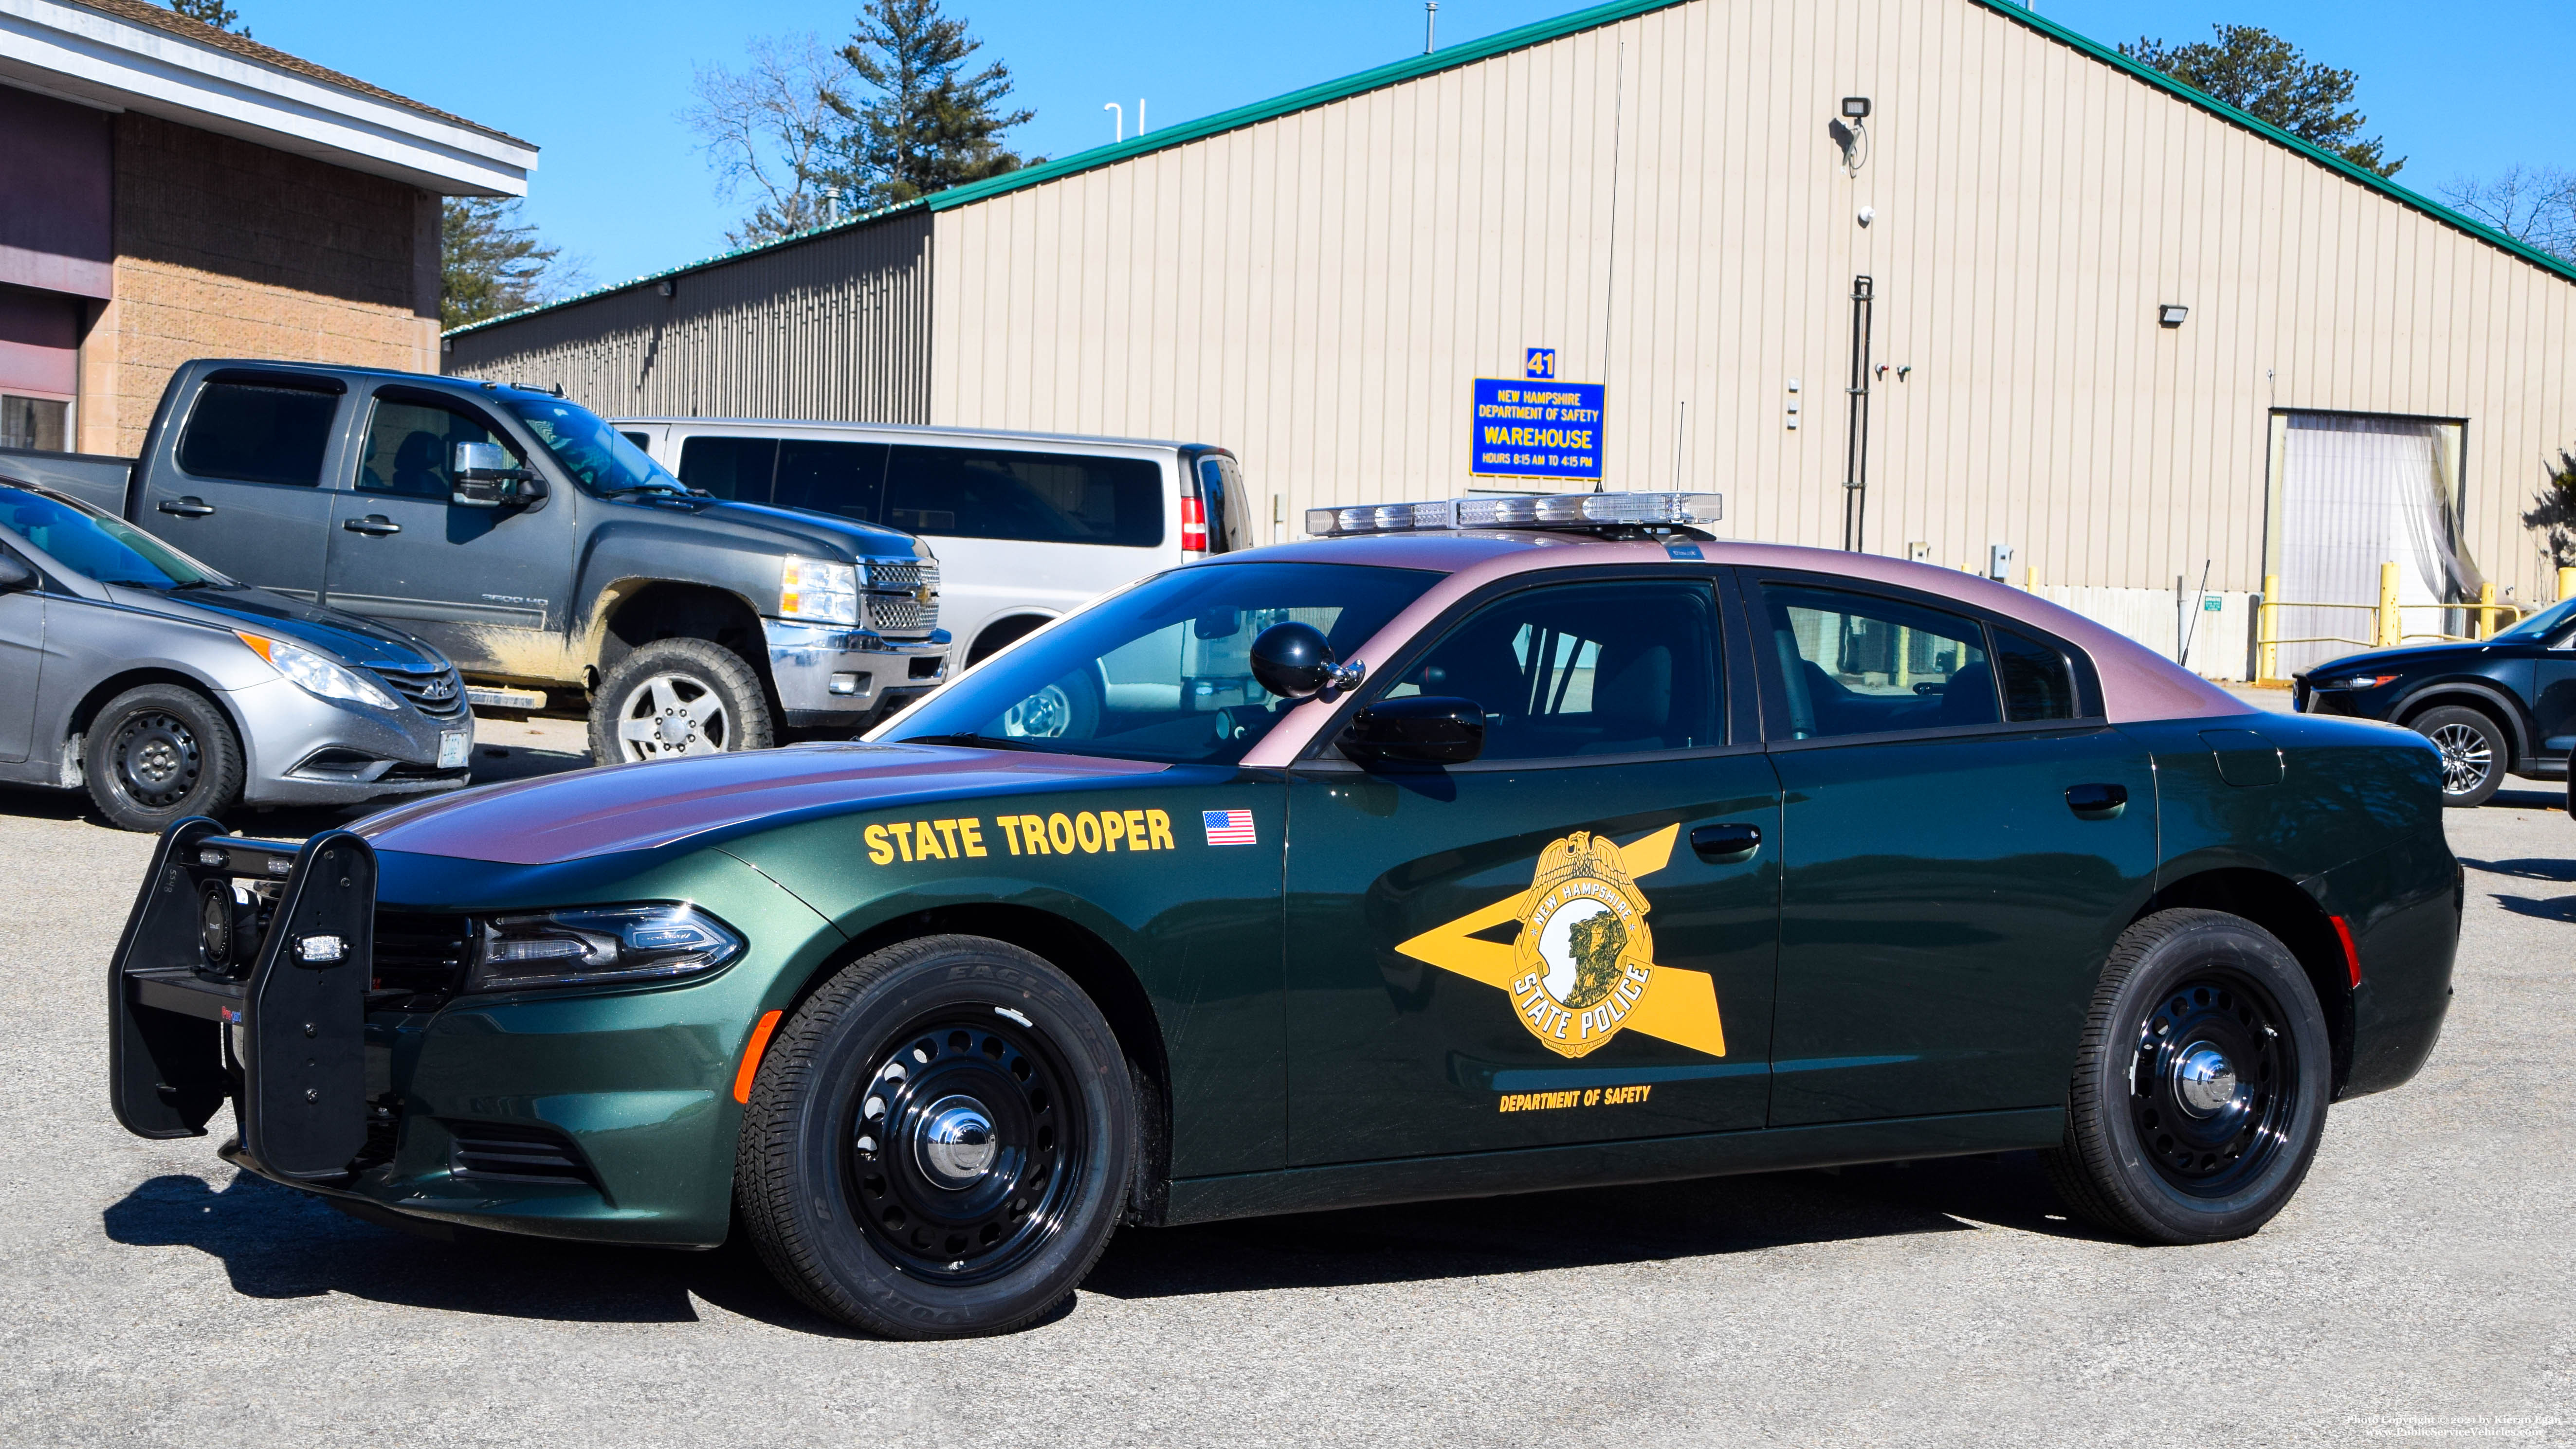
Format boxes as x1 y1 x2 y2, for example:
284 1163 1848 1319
603 493 931 562
2301 642 2496 680
356 743 1165 864
104 581 448 671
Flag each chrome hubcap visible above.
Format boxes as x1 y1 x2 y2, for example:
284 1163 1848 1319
2428 723 2492 795
914 1095 1000 1189
2171 1042 2240 1117
614 673 732 760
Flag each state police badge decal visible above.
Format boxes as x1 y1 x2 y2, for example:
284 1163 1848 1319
1395 824 1728 1060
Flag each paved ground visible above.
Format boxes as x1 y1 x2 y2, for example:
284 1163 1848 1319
1 713 2568 1447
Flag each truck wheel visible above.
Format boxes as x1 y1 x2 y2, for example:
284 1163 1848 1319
735 935 1135 1339
2042 908 2332 1245
591 638 774 763
84 684 244 832
2408 705 2506 807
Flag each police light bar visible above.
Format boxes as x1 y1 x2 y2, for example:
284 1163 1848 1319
1304 491 1723 537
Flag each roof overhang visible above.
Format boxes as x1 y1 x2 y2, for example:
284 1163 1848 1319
0 0 535 195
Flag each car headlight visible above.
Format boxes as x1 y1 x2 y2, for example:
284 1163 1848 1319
2338 673 2399 690
235 631 400 710
781 555 859 624
465 903 744 993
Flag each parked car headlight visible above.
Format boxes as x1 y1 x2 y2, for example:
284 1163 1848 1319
465 903 745 993
2338 674 2399 690
234 631 400 710
781 555 859 624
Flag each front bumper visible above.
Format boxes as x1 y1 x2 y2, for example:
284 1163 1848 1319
762 617 950 729
109 823 842 1248
227 677 472 805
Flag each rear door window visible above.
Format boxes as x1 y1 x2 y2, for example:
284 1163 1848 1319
883 445 1164 546
1762 585 1999 739
1993 626 2079 722
676 435 778 503
772 439 889 522
177 381 337 487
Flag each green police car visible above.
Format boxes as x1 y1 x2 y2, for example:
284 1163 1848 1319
109 492 2459 1338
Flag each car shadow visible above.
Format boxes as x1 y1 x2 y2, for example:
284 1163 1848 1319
99 1170 841 1331
102 1153 2101 1332
2490 786 2566 811
1082 1150 2104 1301
2459 856 2576 884
2490 892 2576 924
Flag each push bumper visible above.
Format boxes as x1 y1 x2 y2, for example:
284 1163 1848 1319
762 617 950 729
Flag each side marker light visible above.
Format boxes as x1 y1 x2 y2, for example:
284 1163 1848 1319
733 1009 785 1105
2330 915 2361 988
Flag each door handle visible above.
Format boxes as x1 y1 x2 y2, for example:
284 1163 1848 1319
342 515 402 536
2066 783 2129 819
1689 822 1762 863
157 497 215 518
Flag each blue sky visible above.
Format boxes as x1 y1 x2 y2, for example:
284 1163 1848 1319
227 0 2576 289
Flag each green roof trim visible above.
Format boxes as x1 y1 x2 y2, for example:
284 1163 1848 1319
448 0 2574 339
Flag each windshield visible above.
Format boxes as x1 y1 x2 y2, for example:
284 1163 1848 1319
0 486 227 589
2490 596 2576 644
893 561 1440 765
501 395 688 497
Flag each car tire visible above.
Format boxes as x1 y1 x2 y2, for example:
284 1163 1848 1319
83 684 245 833
2042 908 2333 1245
2408 705 2507 807
734 934 1135 1339
590 637 774 763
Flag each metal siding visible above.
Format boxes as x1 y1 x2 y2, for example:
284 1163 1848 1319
926 0 2574 602
445 211 934 424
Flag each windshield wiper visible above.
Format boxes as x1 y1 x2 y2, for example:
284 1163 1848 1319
897 732 1049 753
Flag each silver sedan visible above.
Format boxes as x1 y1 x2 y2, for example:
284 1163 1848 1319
0 484 475 830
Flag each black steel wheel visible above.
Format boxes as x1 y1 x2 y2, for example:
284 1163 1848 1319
2045 908 2332 1244
83 684 244 832
736 935 1133 1338
2410 705 2506 807
846 1011 1079 1284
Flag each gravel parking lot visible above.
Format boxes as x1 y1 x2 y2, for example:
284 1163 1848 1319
2 711 2568 1447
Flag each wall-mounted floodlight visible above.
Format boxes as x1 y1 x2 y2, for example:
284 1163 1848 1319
2158 304 2189 327
1842 96 1872 118
658 279 676 298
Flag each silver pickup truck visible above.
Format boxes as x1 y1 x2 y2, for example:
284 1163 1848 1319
1 360 950 763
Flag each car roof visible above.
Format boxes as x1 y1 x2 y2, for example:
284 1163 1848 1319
1212 529 2251 758
611 417 1210 453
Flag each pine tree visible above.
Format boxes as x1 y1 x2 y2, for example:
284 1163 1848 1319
166 0 246 36
2123 25 2402 177
441 197 577 329
834 0 1036 209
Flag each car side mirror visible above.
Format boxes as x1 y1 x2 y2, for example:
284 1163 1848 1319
1339 695 1486 766
452 440 542 509
1251 621 1361 699
0 554 33 593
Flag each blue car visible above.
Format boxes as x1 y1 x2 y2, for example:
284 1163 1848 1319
2293 597 2576 806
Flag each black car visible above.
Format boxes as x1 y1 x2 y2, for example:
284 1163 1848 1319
2294 596 2576 806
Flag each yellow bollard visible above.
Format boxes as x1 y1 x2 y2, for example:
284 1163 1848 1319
2561 565 2575 605
2259 573 2281 683
2376 561 2402 647
2026 564 2039 592
2476 580 2496 640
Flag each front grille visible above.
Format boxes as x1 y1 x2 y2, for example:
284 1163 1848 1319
372 910 473 1008
445 1120 598 1186
861 558 939 635
371 665 469 720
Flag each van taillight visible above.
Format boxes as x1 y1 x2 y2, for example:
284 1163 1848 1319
1180 495 1208 554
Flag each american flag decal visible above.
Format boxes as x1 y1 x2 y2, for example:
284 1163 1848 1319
1202 809 1258 847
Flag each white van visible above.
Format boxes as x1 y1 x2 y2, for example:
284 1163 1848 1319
612 418 1254 666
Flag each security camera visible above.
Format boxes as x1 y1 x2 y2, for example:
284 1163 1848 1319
1857 206 1875 227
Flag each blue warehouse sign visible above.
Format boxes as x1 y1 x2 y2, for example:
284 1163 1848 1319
1472 377 1605 482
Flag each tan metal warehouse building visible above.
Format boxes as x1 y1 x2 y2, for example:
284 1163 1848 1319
445 0 2576 677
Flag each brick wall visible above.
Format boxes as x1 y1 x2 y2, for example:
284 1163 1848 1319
80 114 440 454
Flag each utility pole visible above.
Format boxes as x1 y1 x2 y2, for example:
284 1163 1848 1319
1425 2 1438 54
